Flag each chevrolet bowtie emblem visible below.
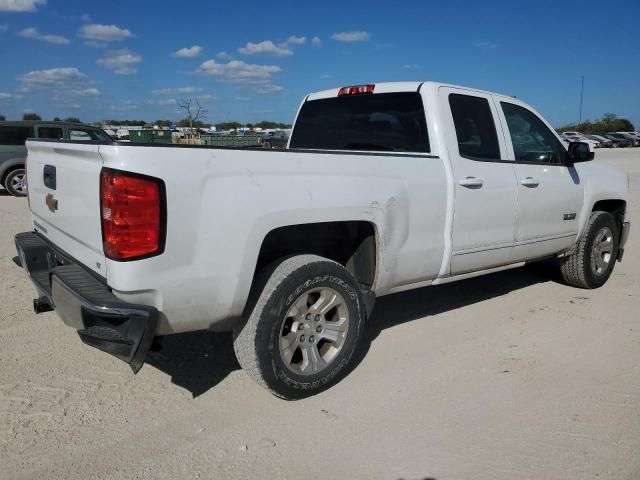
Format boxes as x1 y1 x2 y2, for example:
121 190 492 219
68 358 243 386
45 193 58 213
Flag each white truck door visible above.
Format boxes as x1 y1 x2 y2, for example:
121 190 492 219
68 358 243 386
496 99 583 261
439 87 518 275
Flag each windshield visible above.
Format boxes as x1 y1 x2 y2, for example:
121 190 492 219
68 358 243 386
289 92 429 153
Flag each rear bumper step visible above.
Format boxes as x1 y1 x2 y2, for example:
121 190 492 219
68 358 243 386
14 231 158 372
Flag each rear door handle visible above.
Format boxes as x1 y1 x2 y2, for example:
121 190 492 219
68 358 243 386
458 176 484 188
520 177 540 187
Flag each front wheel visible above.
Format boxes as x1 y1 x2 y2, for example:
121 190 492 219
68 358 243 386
4 168 27 197
559 211 619 289
234 255 365 399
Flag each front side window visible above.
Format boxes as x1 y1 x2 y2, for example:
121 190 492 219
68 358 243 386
289 92 429 153
0 126 34 145
501 102 567 164
449 94 500 160
38 127 64 139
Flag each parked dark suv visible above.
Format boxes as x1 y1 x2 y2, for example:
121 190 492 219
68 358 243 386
0 121 112 196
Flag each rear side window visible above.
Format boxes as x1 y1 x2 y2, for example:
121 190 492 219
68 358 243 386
38 127 64 140
289 92 429 153
0 126 34 145
449 94 500 160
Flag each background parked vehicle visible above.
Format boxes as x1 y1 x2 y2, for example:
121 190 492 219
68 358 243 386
587 134 614 147
612 132 640 146
262 130 289 149
561 132 600 149
0 121 112 196
606 133 638 147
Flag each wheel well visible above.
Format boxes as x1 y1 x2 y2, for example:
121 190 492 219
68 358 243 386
593 199 626 226
254 221 377 289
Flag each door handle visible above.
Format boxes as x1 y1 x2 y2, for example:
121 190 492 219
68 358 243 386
458 176 484 188
520 177 540 187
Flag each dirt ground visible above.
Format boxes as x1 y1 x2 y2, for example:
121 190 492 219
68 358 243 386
1 148 639 480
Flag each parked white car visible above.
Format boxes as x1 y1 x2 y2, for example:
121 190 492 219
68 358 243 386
561 132 600 149
15 81 630 398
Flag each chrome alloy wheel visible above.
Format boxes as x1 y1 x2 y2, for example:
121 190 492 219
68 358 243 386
278 287 349 376
10 171 27 194
591 226 614 276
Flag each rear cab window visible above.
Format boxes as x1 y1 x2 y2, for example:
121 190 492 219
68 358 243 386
289 92 430 153
68 128 111 142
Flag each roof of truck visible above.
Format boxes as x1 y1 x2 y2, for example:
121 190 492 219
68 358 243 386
306 81 512 101
0 120 103 129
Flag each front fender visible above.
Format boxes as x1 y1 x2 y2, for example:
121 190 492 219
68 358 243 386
575 162 629 240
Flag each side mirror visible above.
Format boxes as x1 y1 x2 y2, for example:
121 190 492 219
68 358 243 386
568 141 594 163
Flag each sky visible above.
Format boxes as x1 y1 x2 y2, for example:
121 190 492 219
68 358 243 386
0 0 638 127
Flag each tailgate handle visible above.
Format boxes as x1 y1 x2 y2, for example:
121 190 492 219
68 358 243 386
43 165 56 190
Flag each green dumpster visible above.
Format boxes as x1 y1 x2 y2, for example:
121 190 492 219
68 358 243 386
129 130 172 144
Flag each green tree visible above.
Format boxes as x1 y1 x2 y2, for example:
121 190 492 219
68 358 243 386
557 113 634 134
53 117 61 122
64 117 81 123
154 119 172 127
23 113 42 121
0 114 6 121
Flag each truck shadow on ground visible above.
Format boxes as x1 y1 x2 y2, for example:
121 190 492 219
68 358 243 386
146 263 554 397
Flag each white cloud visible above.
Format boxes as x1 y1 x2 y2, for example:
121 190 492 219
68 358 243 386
238 40 292 56
311 36 321 47
217 51 230 59
18 67 88 87
80 24 132 42
97 50 143 75
0 92 22 100
255 85 284 94
75 87 100 96
0 23 8 32
18 27 70 44
145 98 177 106
198 59 281 89
196 94 218 102
472 40 497 49
331 31 370 42
284 35 305 46
0 0 45 12
152 86 203 95
320 73 332 79
80 13 91 22
402 63 418 69
172 45 202 58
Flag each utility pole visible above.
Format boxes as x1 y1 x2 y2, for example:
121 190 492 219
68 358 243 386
578 75 584 128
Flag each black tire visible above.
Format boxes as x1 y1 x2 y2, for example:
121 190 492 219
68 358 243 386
233 255 365 399
4 168 27 197
559 211 619 289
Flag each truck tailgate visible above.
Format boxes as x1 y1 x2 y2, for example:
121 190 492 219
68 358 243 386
26 140 106 277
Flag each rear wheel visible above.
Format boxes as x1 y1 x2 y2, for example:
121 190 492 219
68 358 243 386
559 211 619 289
4 168 27 197
233 255 365 399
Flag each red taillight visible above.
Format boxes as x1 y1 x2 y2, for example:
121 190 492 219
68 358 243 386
338 84 375 96
100 169 164 261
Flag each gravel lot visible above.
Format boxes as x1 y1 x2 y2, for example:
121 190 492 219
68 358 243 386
1 148 639 480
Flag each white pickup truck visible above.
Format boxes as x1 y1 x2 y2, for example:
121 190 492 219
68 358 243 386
14 81 630 398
